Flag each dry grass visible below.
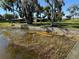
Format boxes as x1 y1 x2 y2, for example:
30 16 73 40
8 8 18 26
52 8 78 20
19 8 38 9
3 30 77 59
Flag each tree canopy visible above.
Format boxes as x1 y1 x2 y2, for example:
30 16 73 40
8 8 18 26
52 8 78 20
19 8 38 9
0 0 65 25
67 4 79 19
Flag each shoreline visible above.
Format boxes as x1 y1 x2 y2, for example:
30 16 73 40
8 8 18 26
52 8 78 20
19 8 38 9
0 23 79 35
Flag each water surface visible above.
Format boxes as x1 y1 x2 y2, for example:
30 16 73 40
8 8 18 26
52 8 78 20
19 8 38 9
0 29 76 59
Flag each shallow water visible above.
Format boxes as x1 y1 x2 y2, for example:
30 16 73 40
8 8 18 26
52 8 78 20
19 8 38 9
0 29 76 59
0 29 39 59
0 29 22 59
0 34 11 59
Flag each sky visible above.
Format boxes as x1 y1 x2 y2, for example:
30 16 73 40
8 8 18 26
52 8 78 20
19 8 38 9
38 0 79 16
0 0 79 16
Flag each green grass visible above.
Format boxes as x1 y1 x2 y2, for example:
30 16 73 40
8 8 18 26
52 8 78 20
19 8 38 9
0 22 12 27
33 22 51 25
0 22 21 28
63 18 79 23
52 18 79 29
0 18 79 29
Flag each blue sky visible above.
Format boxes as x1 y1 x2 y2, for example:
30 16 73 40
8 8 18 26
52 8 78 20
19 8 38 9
0 0 79 16
38 0 79 16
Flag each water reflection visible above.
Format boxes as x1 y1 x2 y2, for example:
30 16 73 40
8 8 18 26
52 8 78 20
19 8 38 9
0 29 40 59
0 34 11 59
0 29 36 59
6 43 39 59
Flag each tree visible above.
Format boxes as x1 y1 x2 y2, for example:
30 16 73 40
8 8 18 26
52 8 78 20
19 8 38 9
45 0 65 26
0 14 4 20
35 4 43 18
0 1 12 13
66 15 72 20
67 4 79 20
0 0 65 25
0 0 41 24
43 6 51 20
4 13 15 20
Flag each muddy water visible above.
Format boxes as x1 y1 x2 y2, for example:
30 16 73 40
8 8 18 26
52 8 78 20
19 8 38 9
0 33 11 59
0 29 39 59
0 29 76 59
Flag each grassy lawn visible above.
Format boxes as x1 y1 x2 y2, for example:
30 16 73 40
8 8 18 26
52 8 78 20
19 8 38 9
59 18 79 29
63 18 79 23
0 22 21 28
0 18 79 29
33 22 51 25
0 22 12 26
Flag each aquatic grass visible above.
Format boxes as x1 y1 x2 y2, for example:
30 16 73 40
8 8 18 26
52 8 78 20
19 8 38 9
4 30 77 59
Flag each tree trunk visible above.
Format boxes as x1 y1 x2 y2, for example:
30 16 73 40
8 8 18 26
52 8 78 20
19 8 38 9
51 0 57 26
26 12 33 24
